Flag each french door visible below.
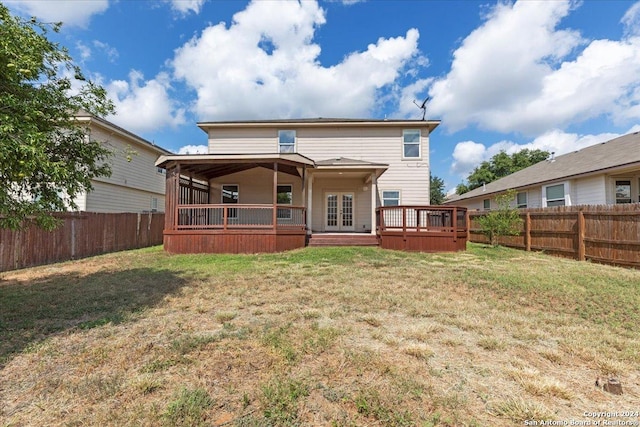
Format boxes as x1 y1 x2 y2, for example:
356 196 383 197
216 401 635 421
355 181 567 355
325 192 355 231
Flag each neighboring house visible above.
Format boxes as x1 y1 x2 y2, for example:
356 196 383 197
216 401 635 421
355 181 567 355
445 132 640 211
156 118 468 253
73 112 171 213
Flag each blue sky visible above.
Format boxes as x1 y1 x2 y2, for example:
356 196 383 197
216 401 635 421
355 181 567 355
6 0 640 193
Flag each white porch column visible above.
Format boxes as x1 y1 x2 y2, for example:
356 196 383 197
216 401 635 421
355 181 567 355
370 172 377 235
307 174 314 235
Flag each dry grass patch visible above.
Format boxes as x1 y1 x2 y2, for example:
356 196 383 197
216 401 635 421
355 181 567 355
1 244 639 426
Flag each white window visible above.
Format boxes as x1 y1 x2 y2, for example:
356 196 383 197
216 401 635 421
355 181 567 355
156 167 166 175
544 183 566 207
382 190 400 206
277 184 293 219
278 130 296 153
483 199 490 210
402 130 421 159
151 197 158 212
222 184 239 218
516 192 527 208
615 180 632 204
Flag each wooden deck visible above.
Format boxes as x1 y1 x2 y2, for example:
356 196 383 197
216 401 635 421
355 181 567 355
376 206 468 252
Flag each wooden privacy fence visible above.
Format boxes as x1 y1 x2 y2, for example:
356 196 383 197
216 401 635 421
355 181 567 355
468 204 640 268
0 212 165 272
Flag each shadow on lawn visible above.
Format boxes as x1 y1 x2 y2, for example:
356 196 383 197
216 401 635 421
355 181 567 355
0 267 188 366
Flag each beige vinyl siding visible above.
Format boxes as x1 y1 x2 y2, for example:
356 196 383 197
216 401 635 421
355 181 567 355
90 126 166 196
310 177 372 232
85 181 165 213
209 167 303 205
207 126 431 206
575 175 606 205
208 128 278 154
73 192 88 211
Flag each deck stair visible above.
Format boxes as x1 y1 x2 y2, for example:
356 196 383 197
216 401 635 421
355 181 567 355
308 233 379 247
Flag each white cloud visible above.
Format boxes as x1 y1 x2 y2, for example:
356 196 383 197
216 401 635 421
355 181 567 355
450 127 636 178
93 40 119 63
172 0 422 120
622 1 640 37
428 0 640 135
167 0 206 15
106 70 186 134
177 145 208 154
5 0 109 27
76 41 92 61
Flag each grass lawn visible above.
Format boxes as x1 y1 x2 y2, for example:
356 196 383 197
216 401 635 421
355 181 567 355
1 243 639 426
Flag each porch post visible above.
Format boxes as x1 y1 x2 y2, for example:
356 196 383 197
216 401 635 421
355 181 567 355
307 174 314 235
370 172 377 235
174 163 181 230
301 166 307 231
273 162 278 229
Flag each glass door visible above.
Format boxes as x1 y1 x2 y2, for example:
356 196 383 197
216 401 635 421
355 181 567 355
325 192 355 231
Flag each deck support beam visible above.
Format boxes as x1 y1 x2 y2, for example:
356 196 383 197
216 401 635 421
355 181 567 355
273 162 278 229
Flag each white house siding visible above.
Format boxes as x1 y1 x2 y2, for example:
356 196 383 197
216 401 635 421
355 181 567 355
310 177 372 232
85 181 165 213
90 126 166 198
207 126 431 206
574 175 607 205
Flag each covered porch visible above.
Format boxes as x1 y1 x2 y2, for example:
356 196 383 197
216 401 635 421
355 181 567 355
158 154 313 254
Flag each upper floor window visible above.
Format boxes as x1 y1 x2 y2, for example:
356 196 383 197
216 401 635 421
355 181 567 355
516 191 527 208
483 198 491 210
382 190 400 206
544 183 566 207
403 130 421 159
278 130 296 153
615 180 632 204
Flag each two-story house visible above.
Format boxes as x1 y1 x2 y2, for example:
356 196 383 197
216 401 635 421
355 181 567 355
73 112 171 213
156 118 467 253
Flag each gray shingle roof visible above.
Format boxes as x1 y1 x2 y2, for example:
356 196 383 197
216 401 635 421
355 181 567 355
446 132 640 203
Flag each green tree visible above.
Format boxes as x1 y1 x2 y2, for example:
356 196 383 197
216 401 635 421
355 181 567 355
0 4 114 230
429 173 446 205
456 149 549 194
476 190 523 247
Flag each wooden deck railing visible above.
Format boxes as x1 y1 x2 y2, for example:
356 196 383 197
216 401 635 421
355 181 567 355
377 205 467 233
175 204 306 230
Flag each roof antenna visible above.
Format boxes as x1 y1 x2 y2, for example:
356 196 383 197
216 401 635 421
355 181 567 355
413 96 429 120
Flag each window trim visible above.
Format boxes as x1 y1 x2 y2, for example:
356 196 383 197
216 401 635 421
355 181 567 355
516 191 527 209
483 198 491 210
615 179 632 204
542 182 569 207
151 197 158 212
381 190 401 207
221 184 239 218
402 129 421 159
276 184 293 219
278 130 296 153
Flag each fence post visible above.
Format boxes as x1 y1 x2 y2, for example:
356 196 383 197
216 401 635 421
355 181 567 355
525 212 531 252
71 215 76 259
577 210 585 261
